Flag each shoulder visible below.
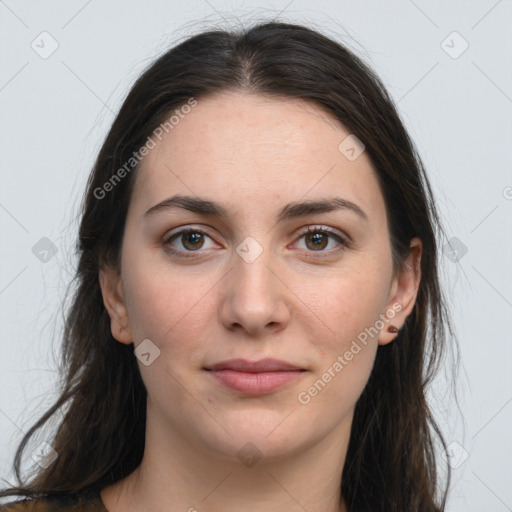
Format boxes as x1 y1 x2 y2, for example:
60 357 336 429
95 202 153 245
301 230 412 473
0 489 106 512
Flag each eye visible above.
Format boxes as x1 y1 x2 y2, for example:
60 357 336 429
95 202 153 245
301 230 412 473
163 228 217 257
293 226 349 256
163 225 350 259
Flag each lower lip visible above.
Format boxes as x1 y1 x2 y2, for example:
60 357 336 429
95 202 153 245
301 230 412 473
207 369 305 394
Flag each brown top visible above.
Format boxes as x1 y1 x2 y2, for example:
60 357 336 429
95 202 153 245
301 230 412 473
0 488 108 512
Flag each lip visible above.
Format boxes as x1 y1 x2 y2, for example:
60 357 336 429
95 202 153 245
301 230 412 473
204 358 306 395
205 358 304 372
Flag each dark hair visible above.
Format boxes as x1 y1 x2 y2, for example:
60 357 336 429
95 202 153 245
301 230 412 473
0 20 455 511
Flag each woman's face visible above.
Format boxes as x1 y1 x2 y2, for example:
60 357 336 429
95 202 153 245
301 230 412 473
100 91 420 464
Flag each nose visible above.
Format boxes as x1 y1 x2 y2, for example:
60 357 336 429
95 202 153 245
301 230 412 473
218 246 291 337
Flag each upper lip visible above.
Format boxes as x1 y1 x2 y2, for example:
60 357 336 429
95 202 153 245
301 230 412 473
205 358 304 372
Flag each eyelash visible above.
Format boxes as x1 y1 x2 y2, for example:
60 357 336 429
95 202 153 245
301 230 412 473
162 225 350 259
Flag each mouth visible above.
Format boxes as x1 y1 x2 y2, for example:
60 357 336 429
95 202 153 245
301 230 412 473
203 358 307 395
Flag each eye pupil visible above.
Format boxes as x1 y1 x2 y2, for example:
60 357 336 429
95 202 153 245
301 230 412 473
306 232 328 250
183 232 204 250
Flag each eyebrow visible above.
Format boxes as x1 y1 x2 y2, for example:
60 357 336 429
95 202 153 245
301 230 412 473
144 194 368 222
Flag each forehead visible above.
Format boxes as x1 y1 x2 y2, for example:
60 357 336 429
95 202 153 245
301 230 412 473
144 91 352 167
131 91 384 222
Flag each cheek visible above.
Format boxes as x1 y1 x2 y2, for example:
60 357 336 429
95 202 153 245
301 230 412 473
295 261 390 404
295 280 383 416
302 265 391 346
121 261 215 411
122 254 217 355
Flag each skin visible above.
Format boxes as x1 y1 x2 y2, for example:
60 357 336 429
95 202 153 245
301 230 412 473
99 91 422 512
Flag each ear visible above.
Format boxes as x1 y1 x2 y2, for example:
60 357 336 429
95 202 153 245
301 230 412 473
99 266 133 344
378 237 422 346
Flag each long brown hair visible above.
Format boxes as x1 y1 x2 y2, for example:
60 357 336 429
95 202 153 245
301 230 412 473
0 21 455 511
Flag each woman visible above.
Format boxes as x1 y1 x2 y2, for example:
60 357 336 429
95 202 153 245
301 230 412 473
0 20 454 512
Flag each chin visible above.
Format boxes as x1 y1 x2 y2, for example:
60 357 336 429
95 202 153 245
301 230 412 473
196 410 313 464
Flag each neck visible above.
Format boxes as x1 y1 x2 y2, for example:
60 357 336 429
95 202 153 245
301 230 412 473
101 404 351 512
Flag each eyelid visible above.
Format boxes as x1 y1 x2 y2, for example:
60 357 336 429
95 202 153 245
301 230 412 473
294 224 350 244
291 225 351 256
162 225 219 249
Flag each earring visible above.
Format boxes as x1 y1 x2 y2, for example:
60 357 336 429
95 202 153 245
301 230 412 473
387 325 399 333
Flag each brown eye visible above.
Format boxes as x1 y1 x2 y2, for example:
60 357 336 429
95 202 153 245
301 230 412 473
304 231 329 251
164 228 216 256
180 231 205 251
296 226 348 255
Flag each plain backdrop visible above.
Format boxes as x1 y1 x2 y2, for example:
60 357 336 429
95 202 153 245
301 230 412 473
1 1 511 510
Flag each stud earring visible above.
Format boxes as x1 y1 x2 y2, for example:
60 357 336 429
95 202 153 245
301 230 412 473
387 325 399 333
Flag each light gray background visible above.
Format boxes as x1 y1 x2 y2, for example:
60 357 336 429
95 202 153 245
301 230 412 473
1 1 511 510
